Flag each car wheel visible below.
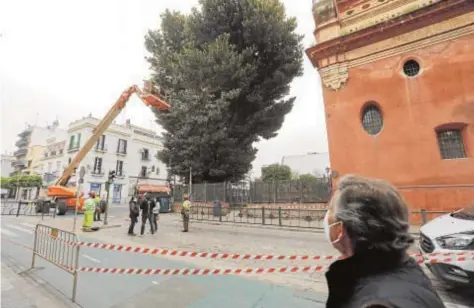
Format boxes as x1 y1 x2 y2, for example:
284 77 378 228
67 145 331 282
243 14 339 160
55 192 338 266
57 202 68 215
35 200 43 213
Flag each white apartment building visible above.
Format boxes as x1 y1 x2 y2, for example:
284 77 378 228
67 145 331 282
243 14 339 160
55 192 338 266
1 154 15 177
39 138 68 185
281 152 331 177
13 121 64 175
62 115 167 205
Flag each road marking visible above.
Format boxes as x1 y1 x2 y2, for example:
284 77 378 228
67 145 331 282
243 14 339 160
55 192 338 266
82 254 100 263
152 281 159 285
8 225 34 234
21 222 37 229
1 228 18 237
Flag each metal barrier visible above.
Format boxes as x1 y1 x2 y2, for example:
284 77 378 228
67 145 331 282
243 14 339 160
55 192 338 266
31 224 80 302
190 206 327 229
1 200 56 218
190 206 454 229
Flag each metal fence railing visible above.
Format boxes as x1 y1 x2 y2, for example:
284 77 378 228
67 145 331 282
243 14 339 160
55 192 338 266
174 179 331 204
31 224 80 302
189 206 453 229
189 205 327 229
1 200 56 218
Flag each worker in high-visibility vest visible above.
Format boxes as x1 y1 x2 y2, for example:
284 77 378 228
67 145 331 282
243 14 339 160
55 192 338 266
83 191 96 231
181 194 191 232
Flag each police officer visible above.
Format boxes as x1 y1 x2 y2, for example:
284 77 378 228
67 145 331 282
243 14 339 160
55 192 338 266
181 194 191 232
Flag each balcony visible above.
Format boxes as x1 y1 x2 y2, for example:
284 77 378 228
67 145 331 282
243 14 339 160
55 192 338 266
68 143 81 153
15 138 29 147
14 148 28 157
18 129 32 138
94 145 108 153
115 171 126 179
91 170 104 177
12 160 27 167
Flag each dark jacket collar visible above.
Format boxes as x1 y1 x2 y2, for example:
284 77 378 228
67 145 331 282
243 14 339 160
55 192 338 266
325 250 407 308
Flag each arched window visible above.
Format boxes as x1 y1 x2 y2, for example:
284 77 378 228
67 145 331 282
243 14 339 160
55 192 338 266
361 104 383 135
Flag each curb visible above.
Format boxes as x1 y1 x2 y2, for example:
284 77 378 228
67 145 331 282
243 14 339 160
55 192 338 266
98 224 123 229
188 220 421 238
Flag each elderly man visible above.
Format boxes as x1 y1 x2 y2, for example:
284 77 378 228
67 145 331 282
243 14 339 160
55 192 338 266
323 175 444 308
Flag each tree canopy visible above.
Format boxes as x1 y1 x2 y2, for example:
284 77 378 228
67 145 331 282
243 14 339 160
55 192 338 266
261 164 292 182
145 0 303 183
0 175 42 189
299 173 318 182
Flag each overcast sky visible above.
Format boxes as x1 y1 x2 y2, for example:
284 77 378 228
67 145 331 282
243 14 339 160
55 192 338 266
0 0 328 178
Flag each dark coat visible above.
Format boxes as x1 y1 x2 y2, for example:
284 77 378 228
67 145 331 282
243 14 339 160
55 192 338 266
325 250 445 308
140 198 156 217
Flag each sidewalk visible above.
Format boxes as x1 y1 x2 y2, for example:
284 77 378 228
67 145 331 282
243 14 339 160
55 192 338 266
1 255 78 308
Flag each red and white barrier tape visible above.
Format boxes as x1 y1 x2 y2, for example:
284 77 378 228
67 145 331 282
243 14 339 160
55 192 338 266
76 241 474 261
77 242 343 261
417 255 474 264
78 265 328 275
29 227 474 262
78 255 474 276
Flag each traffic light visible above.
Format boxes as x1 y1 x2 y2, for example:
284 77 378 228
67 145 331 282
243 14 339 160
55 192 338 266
108 170 116 183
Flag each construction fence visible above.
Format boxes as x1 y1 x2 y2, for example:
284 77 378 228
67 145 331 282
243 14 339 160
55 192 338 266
1 200 55 218
173 179 331 204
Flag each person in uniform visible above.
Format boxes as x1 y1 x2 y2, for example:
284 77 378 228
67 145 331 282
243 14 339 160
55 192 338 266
94 194 102 221
83 192 96 231
181 194 191 232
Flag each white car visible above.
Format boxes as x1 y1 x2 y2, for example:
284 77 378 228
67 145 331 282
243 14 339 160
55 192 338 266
419 204 474 287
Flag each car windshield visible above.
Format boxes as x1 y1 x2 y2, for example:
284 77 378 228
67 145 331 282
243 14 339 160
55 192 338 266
451 205 474 220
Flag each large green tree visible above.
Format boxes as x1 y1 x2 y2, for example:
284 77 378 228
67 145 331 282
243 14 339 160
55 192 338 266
145 0 303 183
261 164 292 182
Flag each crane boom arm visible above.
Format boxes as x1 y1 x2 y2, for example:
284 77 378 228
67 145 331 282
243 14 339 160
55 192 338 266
55 85 169 187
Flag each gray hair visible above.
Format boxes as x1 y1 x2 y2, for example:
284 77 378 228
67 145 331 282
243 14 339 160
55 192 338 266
331 175 414 254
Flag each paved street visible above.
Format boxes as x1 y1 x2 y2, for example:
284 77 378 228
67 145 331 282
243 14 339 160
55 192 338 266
1 213 327 308
1 210 473 308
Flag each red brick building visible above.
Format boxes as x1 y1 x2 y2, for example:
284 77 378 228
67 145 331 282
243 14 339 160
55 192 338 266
306 0 474 215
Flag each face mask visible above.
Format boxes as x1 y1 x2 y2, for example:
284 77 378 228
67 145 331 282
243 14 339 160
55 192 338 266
323 210 342 244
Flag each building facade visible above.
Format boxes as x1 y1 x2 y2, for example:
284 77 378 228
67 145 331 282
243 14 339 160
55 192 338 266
12 121 63 175
62 115 167 204
306 0 474 213
281 152 330 177
1 154 15 177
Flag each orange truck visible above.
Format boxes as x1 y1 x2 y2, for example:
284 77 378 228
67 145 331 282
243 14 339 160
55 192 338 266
38 83 169 215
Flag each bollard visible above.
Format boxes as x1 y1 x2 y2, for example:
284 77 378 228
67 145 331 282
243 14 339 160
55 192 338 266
262 207 265 225
278 207 282 226
420 209 427 225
